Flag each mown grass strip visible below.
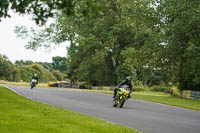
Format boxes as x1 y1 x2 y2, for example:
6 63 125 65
133 91 200 111
0 86 140 133
0 81 47 88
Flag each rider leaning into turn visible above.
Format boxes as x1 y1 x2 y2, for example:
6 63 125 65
32 74 39 84
113 76 133 98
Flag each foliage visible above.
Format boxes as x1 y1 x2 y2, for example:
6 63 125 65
0 54 16 81
52 56 67 72
15 0 158 86
15 60 33 65
64 0 159 85
79 82 92 89
170 87 180 97
7 67 21 82
15 59 53 71
120 0 200 90
51 70 65 81
156 0 200 90
0 54 66 82
12 0 200 90
37 62 53 71
0 0 104 25
150 86 171 93
18 64 56 82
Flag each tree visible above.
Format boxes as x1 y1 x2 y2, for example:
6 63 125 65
6 0 200 89
52 56 67 72
156 0 200 90
0 54 13 80
0 0 104 25
15 60 33 65
0 53 67 82
14 0 159 86
18 63 57 82
52 70 65 81
37 62 53 71
65 0 160 85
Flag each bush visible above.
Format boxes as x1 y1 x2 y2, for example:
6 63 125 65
150 85 171 93
18 64 57 83
0 55 59 83
178 78 200 91
79 82 91 89
0 54 14 80
51 70 65 81
170 87 180 97
18 66 35 82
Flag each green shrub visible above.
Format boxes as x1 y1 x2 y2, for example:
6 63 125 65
18 66 35 82
133 80 143 86
45 71 57 82
51 70 65 81
18 64 57 83
7 67 21 82
150 85 171 93
79 82 91 89
170 87 180 97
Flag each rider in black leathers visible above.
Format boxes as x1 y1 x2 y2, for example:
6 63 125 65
113 77 133 98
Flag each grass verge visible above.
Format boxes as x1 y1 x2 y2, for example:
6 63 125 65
0 80 47 88
133 91 200 111
0 86 140 133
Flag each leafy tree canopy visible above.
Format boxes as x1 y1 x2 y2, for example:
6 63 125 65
9 0 200 90
0 0 104 25
52 56 67 72
14 0 158 85
0 55 66 82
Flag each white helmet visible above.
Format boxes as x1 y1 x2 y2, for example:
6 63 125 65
126 76 131 81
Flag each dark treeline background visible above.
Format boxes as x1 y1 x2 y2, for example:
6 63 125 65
2 0 200 91
0 54 67 82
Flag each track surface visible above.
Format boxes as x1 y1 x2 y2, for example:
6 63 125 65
4 85 200 133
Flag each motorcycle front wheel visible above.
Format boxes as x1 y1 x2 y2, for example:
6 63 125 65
113 97 118 107
119 96 126 108
30 83 35 89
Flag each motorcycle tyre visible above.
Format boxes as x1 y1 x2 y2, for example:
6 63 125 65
113 97 119 107
119 96 126 108
30 83 35 89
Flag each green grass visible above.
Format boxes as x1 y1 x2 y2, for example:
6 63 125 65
132 91 200 111
0 86 140 133
0 81 48 88
90 90 200 111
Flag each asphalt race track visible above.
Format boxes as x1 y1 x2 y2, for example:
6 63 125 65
4 85 200 133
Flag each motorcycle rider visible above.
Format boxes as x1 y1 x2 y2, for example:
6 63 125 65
31 73 39 85
113 76 133 98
